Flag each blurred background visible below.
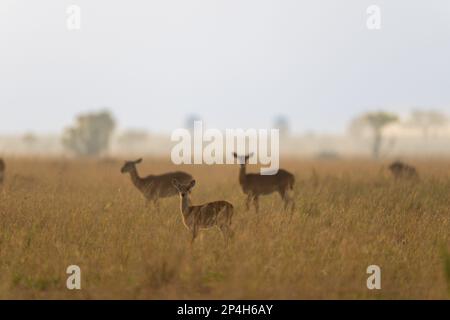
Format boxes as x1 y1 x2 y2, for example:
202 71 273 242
1 0 450 158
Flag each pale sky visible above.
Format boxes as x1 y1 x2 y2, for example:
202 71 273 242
1 0 450 134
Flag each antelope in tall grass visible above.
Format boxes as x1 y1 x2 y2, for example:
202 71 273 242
389 161 418 180
172 179 234 244
233 153 295 213
0 158 5 186
120 158 193 208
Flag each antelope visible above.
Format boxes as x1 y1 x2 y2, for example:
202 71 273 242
0 158 5 185
233 153 295 213
172 179 234 244
389 161 418 180
120 158 193 208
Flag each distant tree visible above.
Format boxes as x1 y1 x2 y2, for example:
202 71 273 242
273 115 290 137
349 111 398 159
185 114 202 132
409 110 448 139
22 132 38 148
63 110 116 156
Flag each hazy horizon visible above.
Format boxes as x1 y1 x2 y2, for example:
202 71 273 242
1 0 450 135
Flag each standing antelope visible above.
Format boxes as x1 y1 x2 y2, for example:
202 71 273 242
0 158 5 186
172 179 234 244
120 158 193 208
233 153 295 213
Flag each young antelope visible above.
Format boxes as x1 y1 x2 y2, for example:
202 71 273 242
172 179 234 244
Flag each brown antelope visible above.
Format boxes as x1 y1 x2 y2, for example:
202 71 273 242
120 158 193 208
172 179 234 244
389 161 418 180
0 158 5 185
233 153 295 213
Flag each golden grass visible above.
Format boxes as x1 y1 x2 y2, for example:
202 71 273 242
0 157 449 299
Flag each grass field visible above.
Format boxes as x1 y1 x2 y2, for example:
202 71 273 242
0 157 449 299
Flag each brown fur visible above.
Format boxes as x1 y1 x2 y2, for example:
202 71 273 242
389 161 418 180
121 158 193 208
0 158 5 185
172 179 234 244
233 153 295 213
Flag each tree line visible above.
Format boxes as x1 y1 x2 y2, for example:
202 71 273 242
60 109 448 159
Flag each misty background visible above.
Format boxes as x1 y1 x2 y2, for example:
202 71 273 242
1 1 450 158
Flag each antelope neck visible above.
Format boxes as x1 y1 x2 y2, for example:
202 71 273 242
129 166 144 189
180 194 192 215
239 165 247 185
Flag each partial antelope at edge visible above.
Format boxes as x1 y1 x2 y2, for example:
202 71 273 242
0 158 5 185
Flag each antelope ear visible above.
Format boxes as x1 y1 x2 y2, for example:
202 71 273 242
188 180 196 190
135 158 143 164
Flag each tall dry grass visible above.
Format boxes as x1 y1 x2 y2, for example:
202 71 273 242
0 157 449 299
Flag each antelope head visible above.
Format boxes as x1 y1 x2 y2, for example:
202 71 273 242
120 158 143 174
232 152 253 168
172 179 196 198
